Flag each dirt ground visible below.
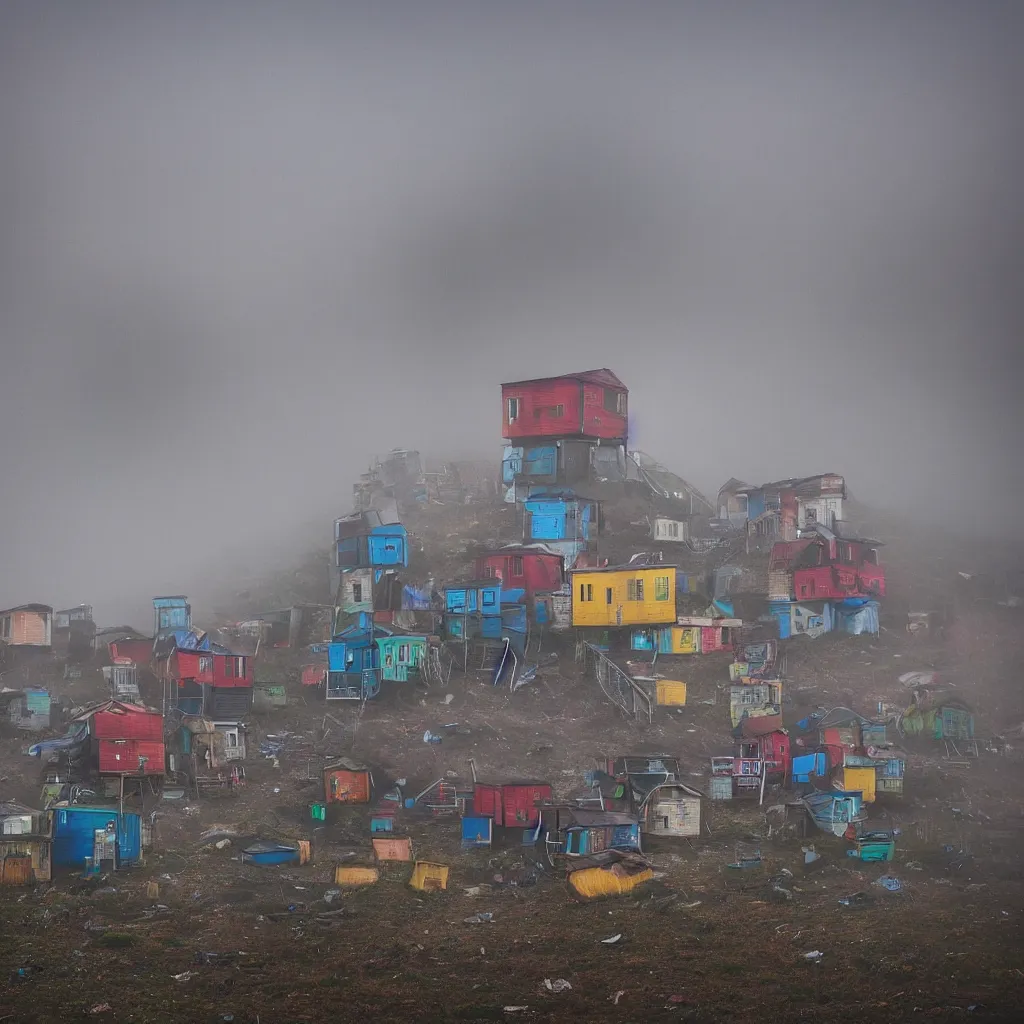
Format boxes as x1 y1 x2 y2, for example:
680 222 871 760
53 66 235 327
3 499 1024 1023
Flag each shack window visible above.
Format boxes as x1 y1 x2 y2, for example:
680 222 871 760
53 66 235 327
512 556 524 576
352 581 363 602
507 397 520 422
0 616 9 640
654 576 671 601
552 404 564 417
224 656 245 678
579 583 594 602
805 506 818 523
399 644 410 662
606 587 613 604
740 742 759 759
603 389 626 414
627 578 645 602
198 656 213 675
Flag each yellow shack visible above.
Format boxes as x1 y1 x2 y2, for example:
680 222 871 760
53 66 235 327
569 566 677 628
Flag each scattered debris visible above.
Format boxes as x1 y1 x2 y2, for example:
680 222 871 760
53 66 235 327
543 979 572 993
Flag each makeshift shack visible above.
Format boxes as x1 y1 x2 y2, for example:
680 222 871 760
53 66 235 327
641 781 702 838
324 759 372 804
0 801 53 884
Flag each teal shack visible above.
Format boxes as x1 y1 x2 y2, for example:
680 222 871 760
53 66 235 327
376 634 429 682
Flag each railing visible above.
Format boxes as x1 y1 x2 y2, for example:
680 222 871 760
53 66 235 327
578 641 653 724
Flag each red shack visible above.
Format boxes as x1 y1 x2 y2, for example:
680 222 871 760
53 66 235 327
473 548 564 599
501 369 628 444
165 649 254 688
73 700 165 777
472 780 552 828
775 531 885 602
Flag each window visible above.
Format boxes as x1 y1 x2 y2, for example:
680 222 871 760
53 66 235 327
606 587 613 604
552 404 564 417
579 583 594 602
481 565 496 579
627 578 645 601
512 556 524 577
198 656 213 675
1 616 10 640
399 644 410 662
352 581 363 602
740 742 759 759
482 589 496 608
805 506 817 523
603 389 627 415
507 397 520 422
224 656 245 678
654 576 671 601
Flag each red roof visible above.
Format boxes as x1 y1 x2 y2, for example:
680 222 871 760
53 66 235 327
501 368 626 390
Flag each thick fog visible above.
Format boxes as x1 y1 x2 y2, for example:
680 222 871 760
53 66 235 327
1 1 1022 625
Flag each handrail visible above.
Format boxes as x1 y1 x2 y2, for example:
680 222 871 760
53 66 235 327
581 641 653 723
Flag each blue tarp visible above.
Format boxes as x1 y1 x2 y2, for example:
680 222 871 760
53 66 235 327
27 724 88 758
832 600 880 636
792 752 827 783
402 585 432 611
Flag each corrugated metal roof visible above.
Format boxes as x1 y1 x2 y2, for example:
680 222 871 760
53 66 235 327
501 368 626 389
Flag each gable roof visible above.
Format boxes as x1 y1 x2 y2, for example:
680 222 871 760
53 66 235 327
71 698 161 722
501 368 626 390
718 478 754 496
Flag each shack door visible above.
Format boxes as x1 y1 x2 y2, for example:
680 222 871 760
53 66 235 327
472 784 503 822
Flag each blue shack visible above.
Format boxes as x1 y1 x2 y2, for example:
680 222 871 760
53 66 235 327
521 489 599 568
334 510 409 570
327 616 388 700
561 809 642 856
443 580 502 641
153 596 191 638
52 806 142 869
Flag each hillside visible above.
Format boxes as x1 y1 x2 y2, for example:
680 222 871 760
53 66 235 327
3 468 1024 1022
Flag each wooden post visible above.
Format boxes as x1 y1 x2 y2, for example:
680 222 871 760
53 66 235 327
119 775 124 817
758 763 766 807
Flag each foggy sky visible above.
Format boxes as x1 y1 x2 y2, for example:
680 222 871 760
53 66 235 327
2 1 1022 625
